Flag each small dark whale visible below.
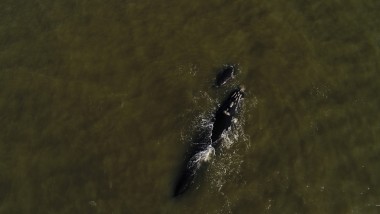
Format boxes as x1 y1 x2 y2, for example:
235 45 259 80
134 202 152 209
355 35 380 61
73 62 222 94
215 65 237 87
211 86 245 147
173 86 245 197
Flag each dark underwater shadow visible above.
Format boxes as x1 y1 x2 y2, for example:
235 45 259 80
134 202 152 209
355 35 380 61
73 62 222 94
172 128 212 197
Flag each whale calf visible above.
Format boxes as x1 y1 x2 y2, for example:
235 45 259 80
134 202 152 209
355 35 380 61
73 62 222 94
215 65 237 87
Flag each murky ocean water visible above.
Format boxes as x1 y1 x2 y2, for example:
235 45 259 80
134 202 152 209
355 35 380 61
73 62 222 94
1 0 380 213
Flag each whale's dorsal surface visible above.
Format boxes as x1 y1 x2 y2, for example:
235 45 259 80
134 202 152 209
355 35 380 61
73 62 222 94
211 87 245 147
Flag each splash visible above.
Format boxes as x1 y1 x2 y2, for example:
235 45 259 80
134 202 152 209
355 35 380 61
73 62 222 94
189 145 215 170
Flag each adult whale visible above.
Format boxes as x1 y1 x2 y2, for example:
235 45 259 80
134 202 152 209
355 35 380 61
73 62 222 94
173 86 245 197
211 86 245 147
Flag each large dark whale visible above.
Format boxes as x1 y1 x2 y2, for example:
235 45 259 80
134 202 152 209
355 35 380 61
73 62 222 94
173 86 245 197
211 86 245 147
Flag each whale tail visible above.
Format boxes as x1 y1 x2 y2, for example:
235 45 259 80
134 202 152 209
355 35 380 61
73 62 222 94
173 145 215 197
173 160 197 197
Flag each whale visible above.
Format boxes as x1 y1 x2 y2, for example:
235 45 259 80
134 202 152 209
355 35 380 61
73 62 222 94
173 86 245 197
211 86 245 147
215 65 237 87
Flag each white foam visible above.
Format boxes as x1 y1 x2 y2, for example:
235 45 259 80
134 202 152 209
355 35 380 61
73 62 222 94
189 145 216 170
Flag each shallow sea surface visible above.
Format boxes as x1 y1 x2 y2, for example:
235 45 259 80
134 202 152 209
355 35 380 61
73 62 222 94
1 0 380 213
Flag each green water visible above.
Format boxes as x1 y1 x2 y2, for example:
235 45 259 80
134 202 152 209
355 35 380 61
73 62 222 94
1 0 380 213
